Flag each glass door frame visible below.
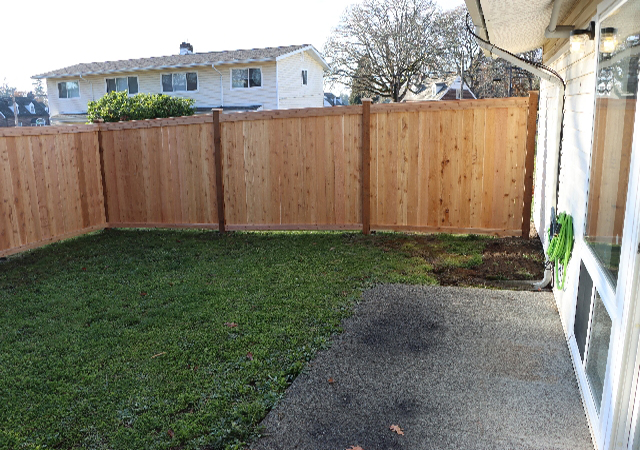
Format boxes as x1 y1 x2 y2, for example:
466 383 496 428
575 0 640 447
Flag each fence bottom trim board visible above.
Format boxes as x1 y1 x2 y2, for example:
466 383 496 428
0 225 106 258
107 222 220 230
226 224 363 231
370 225 522 237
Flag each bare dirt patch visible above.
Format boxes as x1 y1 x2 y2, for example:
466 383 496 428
370 231 545 289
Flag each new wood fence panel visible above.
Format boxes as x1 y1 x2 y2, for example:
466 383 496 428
101 122 218 228
0 130 105 257
469 108 486 229
0 96 535 257
223 113 363 229
370 100 530 235
343 114 362 225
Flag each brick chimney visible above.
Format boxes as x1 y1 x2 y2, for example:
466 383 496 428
179 42 194 55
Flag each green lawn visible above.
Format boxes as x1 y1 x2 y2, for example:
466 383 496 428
0 229 485 450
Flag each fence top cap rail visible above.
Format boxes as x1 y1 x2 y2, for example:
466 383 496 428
0 123 98 137
0 96 533 136
98 114 212 130
370 96 529 113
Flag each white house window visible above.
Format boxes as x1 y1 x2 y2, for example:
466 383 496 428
162 72 198 92
106 77 138 94
302 70 308 85
232 68 262 88
28 103 35 114
58 81 80 99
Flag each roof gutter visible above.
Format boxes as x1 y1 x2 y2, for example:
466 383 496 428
545 0 574 38
476 40 563 88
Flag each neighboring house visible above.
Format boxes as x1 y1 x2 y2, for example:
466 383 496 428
324 92 344 106
0 96 49 127
466 1 640 449
404 75 476 101
33 43 329 125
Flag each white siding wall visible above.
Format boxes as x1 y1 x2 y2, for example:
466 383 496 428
47 77 93 117
277 50 325 109
46 61 279 116
220 62 278 109
534 38 597 327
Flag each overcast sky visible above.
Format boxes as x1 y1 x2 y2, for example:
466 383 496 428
2 0 465 93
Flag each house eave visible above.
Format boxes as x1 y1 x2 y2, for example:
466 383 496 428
275 45 331 71
463 0 580 55
465 0 490 42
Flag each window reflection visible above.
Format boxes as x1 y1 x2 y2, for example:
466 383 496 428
586 292 612 414
586 1 640 288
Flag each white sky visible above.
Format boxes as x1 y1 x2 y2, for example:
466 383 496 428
2 0 465 93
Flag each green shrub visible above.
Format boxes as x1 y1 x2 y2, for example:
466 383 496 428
87 91 195 123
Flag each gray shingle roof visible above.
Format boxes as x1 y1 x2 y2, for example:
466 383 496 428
34 44 327 79
0 97 49 118
405 75 476 101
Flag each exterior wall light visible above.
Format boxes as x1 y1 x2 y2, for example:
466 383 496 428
570 22 596 53
600 27 618 54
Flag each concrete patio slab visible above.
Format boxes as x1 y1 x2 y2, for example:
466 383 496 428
253 285 593 450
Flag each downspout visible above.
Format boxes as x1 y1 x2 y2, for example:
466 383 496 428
545 0 574 39
466 12 566 290
212 65 223 107
79 74 94 116
12 95 18 127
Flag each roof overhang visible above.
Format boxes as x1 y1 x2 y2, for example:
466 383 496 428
32 58 281 79
275 45 331 71
464 0 580 54
32 45 330 79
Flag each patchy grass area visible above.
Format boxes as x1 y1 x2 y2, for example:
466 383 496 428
0 230 543 450
370 232 545 288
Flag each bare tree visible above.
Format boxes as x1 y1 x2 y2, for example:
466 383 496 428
31 79 48 106
0 79 16 98
434 6 481 97
324 0 440 102
470 48 542 98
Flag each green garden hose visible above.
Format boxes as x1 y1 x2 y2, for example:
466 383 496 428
547 212 574 290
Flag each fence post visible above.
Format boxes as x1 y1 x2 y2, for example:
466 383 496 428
95 119 110 226
522 90 539 239
212 109 226 233
361 98 372 235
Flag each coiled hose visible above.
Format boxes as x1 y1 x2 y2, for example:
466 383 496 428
547 212 574 290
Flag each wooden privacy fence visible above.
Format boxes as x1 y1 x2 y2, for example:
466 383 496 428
0 93 538 257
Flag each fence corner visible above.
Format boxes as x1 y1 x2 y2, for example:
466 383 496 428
521 91 539 239
94 119 110 226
